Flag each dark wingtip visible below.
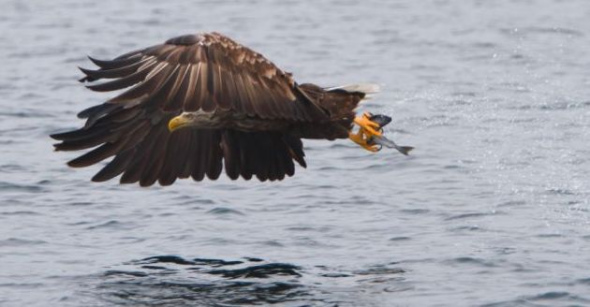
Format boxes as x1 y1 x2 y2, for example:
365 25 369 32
66 159 82 168
78 66 94 82
91 175 105 182
87 55 108 68
52 143 62 151
92 171 117 183
50 130 74 141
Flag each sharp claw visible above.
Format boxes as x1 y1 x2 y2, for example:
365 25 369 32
364 145 380 152
348 129 380 152
364 125 382 137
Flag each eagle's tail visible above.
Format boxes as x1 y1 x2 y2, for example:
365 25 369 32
325 83 380 100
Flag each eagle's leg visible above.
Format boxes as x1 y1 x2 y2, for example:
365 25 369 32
348 112 387 152
349 128 379 152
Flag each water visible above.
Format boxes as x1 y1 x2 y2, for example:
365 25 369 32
1 0 590 306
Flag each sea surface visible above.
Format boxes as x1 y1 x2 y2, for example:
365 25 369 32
1 0 590 306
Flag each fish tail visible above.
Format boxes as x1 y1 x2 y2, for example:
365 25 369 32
397 146 414 156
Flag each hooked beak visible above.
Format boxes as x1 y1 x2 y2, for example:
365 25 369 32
168 115 190 132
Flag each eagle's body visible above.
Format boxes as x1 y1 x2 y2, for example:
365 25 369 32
168 82 363 138
51 32 409 186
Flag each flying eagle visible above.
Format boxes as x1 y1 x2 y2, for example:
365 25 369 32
51 32 412 186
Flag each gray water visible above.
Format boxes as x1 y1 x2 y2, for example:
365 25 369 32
1 0 590 306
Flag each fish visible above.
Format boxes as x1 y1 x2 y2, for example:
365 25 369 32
366 113 414 155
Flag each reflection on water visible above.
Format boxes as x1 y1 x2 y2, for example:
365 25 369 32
94 255 404 307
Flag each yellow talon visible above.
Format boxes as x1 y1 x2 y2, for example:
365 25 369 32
349 112 388 152
348 129 379 152
353 112 382 137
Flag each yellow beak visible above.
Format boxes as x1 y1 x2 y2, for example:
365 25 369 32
168 115 190 132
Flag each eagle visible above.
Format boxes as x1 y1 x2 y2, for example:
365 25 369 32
50 32 412 186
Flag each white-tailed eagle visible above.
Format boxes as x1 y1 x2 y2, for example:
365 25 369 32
51 32 412 186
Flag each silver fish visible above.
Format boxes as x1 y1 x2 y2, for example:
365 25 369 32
368 135 414 155
367 113 414 155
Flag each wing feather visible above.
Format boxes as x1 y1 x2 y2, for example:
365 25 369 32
195 63 212 112
233 72 256 115
191 135 207 181
178 130 197 179
206 131 223 180
196 132 211 181
161 65 190 111
140 135 168 187
67 137 129 168
87 54 143 70
180 63 201 111
217 67 234 110
158 130 185 186
120 123 168 184
85 64 154 92
79 59 148 82
221 130 240 180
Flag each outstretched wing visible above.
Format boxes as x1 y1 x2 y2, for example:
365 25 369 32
79 32 327 122
51 32 314 186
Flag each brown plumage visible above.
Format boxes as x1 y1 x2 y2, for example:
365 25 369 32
51 32 374 186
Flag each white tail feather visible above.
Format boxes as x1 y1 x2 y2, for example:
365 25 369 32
326 83 381 95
